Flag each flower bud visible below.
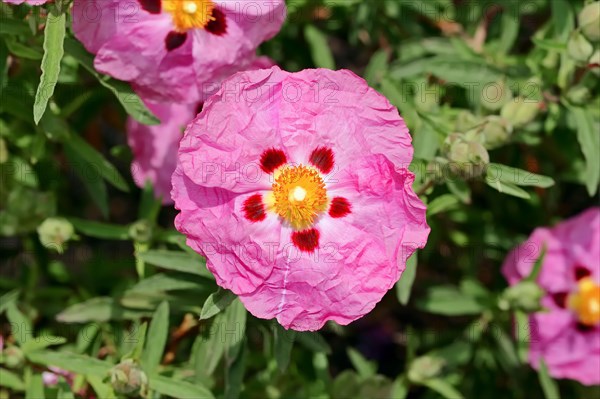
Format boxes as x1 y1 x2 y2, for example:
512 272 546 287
128 220 153 243
498 281 544 313
480 116 513 149
567 30 594 63
454 111 479 133
578 1 600 42
500 97 540 127
444 133 490 179
37 218 75 254
109 359 148 396
480 80 513 111
3 346 25 369
408 356 446 383
566 85 591 105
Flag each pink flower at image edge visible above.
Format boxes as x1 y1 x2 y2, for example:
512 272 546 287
3 0 47 4
502 207 600 385
171 66 430 331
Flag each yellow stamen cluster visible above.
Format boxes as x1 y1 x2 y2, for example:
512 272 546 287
568 277 600 326
164 0 215 32
270 165 328 230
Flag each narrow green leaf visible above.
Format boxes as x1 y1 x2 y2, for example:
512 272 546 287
6 302 32 346
0 368 25 391
138 181 162 221
525 245 546 282
515 310 530 363
64 134 129 192
364 50 388 86
86 375 116 399
274 324 295 372
200 289 236 320
427 195 460 216
484 177 531 199
304 25 335 69
25 372 44 399
396 252 418 305
224 345 246 399
486 163 555 188
33 11 65 124
570 107 600 196
141 301 170 374
27 351 112 376
64 145 109 218
416 286 484 316
138 250 212 279
69 218 130 240
57 378 75 399
538 359 561 399
149 375 214 399
0 19 31 36
347 348 377 378
391 376 409 399
22 336 67 354
222 299 247 363
63 38 160 125
497 4 519 54
56 297 151 323
0 289 20 314
421 378 464 399
124 322 147 361
295 331 331 354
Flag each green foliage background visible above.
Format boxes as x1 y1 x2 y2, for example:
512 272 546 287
0 0 599 398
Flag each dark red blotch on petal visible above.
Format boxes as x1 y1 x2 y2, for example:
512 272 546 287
309 147 334 174
576 322 595 333
329 197 351 218
165 31 188 51
551 292 568 308
139 0 161 14
260 148 287 174
243 194 266 222
206 8 227 36
574 266 591 281
195 102 204 116
292 229 320 252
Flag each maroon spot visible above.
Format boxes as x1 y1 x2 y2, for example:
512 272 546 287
243 194 266 222
195 102 204 116
309 147 334 174
292 228 320 252
575 322 594 333
574 266 591 281
206 8 227 36
139 0 161 14
329 197 351 218
165 31 188 51
260 148 287 174
551 292 568 308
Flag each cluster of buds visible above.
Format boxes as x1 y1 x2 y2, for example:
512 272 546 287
567 2 599 64
109 359 148 397
498 281 544 313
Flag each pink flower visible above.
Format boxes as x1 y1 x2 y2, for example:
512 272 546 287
171 67 430 331
42 366 73 387
3 0 47 4
128 57 275 203
72 0 286 103
502 207 600 385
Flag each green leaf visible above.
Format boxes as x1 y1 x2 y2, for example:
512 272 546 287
224 345 246 399
391 376 409 399
0 19 31 36
486 163 555 188
64 134 129 192
304 25 335 69
347 348 377 378
69 218 130 240
138 250 212 279
64 146 109 218
86 375 116 399
497 4 519 54
123 322 147 361
56 297 151 323
222 299 247 363
128 273 209 294
421 378 464 399
27 351 112 376
25 372 44 399
484 177 531 199
295 331 332 354
138 181 162 221
149 375 214 399
63 38 160 125
33 11 65 124
57 378 75 399
5 38 42 60
427 194 460 216
21 336 67 354
396 252 418 305
538 359 561 399
200 289 236 320
141 301 169 374
570 107 600 196
6 302 32 346
525 245 546 282
0 368 25 391
416 286 484 316
274 324 295 372
0 289 20 314
364 50 388 86
515 310 529 363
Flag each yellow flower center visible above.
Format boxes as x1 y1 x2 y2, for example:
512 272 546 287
270 165 328 230
164 0 215 32
568 277 600 326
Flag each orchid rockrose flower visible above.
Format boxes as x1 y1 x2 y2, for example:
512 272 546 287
72 0 286 102
171 67 430 331
3 0 47 4
128 56 275 204
502 207 600 385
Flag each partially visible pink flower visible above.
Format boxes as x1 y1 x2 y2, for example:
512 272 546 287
42 366 73 387
502 207 600 385
2 0 47 4
172 67 430 331
128 57 276 203
72 0 286 103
